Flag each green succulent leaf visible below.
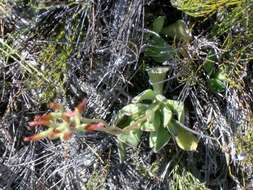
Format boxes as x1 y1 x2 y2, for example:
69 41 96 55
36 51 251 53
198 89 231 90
115 115 133 128
145 35 176 63
155 94 167 103
152 16 166 34
203 52 216 76
162 106 173 127
146 109 155 123
166 119 178 136
166 100 185 123
132 89 155 104
120 103 148 115
140 121 156 132
153 109 162 128
175 125 198 151
116 103 148 125
118 128 142 147
142 107 162 131
147 68 170 94
162 20 191 42
214 68 227 81
208 78 226 93
149 125 171 152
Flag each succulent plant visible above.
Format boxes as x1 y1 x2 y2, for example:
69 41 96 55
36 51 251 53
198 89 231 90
24 68 199 153
115 68 199 152
203 53 228 93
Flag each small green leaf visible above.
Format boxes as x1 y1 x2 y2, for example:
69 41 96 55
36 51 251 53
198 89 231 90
149 126 171 152
208 78 226 93
132 89 155 104
152 16 166 34
155 94 167 103
116 103 147 122
145 35 176 63
203 52 216 76
166 100 185 123
215 69 227 81
166 119 178 136
162 106 173 127
143 107 162 131
153 109 162 128
203 61 215 77
162 20 191 42
146 109 155 123
175 125 198 151
118 128 142 147
140 121 156 131
115 115 133 128
120 103 148 115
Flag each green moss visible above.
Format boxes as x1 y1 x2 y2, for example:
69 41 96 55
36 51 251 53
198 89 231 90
85 164 108 190
26 31 71 102
170 165 209 190
171 0 243 17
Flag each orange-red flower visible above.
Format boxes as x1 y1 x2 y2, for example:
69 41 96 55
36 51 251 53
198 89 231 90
24 99 105 142
28 114 52 127
84 123 105 132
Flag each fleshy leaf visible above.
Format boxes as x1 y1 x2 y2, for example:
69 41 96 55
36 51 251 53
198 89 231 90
153 109 162 129
24 130 52 142
118 103 147 117
214 68 227 81
155 94 167 103
175 125 198 151
162 106 173 127
152 16 166 34
203 51 216 76
116 103 148 128
208 78 226 93
76 99 87 113
147 68 170 95
166 119 178 136
117 128 142 147
115 115 133 128
166 100 184 123
28 113 53 127
140 121 156 131
146 109 155 123
149 125 171 152
131 89 155 104
162 20 191 42
145 35 176 63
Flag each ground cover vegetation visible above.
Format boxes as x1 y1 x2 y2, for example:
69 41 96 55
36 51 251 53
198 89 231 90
0 0 252 189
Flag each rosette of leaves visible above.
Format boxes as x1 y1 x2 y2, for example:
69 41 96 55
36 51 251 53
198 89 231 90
144 16 191 64
203 52 228 93
115 68 198 152
144 16 174 63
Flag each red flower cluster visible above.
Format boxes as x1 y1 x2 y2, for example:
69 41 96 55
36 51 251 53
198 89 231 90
24 99 105 142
